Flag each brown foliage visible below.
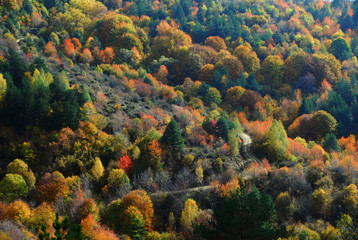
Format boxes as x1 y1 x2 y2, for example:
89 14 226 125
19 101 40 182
36 171 70 203
76 198 100 222
288 110 337 140
215 56 244 80
233 45 260 73
204 36 227 52
198 64 215 84
225 86 246 110
239 90 264 117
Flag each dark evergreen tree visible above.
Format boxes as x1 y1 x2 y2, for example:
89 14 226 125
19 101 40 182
331 0 343 8
23 0 33 14
337 80 354 104
73 30 84 44
33 83 51 127
329 38 352 61
41 0 68 11
246 73 262 92
39 213 84 240
353 0 358 25
318 5 332 22
320 91 353 136
144 76 153 86
123 208 148 240
174 4 185 21
216 115 233 141
299 97 317 115
197 6 205 24
4 76 26 129
196 184 278 240
212 67 232 92
191 22 206 43
129 2 139 16
29 57 48 73
160 120 184 153
197 82 211 97
180 0 191 16
202 117 215 134
48 77 87 130
4 49 27 86
351 37 358 53
138 0 151 16
339 7 354 32
273 31 283 45
323 133 341 152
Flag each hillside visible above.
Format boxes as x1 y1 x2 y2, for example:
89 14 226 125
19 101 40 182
0 0 358 239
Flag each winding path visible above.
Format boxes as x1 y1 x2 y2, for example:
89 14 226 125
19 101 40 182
238 132 260 167
150 132 260 197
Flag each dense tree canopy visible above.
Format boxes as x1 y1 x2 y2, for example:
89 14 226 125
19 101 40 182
1 0 358 238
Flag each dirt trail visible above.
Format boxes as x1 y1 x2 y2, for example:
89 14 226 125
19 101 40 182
150 132 261 197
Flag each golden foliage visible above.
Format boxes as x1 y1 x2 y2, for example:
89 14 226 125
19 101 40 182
180 199 200 230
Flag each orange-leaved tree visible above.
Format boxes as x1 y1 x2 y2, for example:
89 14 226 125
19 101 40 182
119 155 133 174
121 190 154 231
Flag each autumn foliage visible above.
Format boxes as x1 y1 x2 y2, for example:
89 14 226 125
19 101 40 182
119 155 133 173
2 0 358 239
36 171 70 203
121 190 154 231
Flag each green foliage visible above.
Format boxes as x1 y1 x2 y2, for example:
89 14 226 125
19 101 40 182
204 87 222 106
0 174 28 202
264 120 292 162
313 110 338 140
2 66 87 131
4 0 358 239
228 117 242 156
201 184 277 239
41 0 67 10
6 159 28 177
38 213 85 240
311 188 332 218
6 159 35 188
102 199 123 232
216 115 234 141
329 38 352 61
274 192 294 224
337 214 358 240
0 73 7 101
122 206 148 240
160 120 184 153
259 55 284 94
107 168 130 191
323 133 341 152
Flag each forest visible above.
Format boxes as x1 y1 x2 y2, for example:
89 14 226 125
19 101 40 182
1 0 358 239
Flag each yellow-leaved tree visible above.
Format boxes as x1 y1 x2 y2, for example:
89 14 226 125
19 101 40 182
180 199 200 231
90 157 104 181
0 73 7 102
343 184 358 214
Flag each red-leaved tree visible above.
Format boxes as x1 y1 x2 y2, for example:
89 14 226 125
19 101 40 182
119 155 133 173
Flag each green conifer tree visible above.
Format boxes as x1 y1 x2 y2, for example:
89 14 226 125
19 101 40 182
161 119 184 153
